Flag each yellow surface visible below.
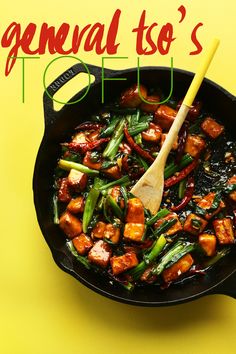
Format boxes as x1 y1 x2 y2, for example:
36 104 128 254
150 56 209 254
0 1 235 354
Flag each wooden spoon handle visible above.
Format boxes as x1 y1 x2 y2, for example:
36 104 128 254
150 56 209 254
157 38 220 166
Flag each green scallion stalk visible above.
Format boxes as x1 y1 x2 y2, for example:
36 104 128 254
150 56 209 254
136 154 149 171
152 241 195 275
134 133 142 145
67 241 91 269
58 159 99 176
146 208 170 226
164 154 193 179
128 122 149 136
99 116 120 138
106 195 123 219
102 118 126 159
128 234 167 280
53 194 59 224
82 178 104 233
153 218 177 237
99 175 130 191
178 178 187 199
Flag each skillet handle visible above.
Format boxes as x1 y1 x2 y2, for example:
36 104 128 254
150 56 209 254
210 272 236 299
43 62 116 127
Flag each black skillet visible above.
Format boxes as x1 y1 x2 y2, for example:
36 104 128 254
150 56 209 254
33 63 236 306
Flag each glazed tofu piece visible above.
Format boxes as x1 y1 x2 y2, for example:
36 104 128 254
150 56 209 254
102 164 122 179
140 95 161 113
141 123 162 142
160 133 178 150
227 176 236 202
123 223 145 242
154 212 182 236
183 213 208 235
110 252 139 275
91 222 120 244
213 218 235 244
120 84 147 108
58 178 71 203
83 151 102 170
199 233 217 256
72 131 88 143
91 221 107 239
88 240 112 268
201 117 224 139
196 192 225 220
126 198 145 224
184 134 206 157
72 233 93 255
67 169 88 191
103 224 120 244
67 196 84 214
154 105 177 131
162 254 194 283
59 211 82 238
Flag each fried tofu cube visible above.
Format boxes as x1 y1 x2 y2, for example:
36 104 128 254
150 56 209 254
72 233 93 255
120 84 147 108
183 213 208 235
91 222 120 244
141 122 162 142
110 252 138 275
196 192 225 220
72 131 88 143
160 133 178 150
154 105 177 130
58 178 71 203
213 218 235 244
59 211 82 238
91 221 107 239
140 95 161 113
199 233 217 256
104 224 120 244
201 117 224 139
162 254 194 283
88 240 112 268
67 169 88 191
184 134 206 157
228 176 236 202
126 198 145 224
154 212 182 235
83 151 102 170
123 223 145 242
67 196 84 214
102 164 122 179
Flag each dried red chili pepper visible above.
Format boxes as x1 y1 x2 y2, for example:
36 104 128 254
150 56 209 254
122 155 130 172
164 159 198 189
75 122 102 130
176 122 188 165
64 138 109 153
171 176 195 211
124 127 155 163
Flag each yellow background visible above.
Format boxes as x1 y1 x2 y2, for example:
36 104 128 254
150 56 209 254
0 1 235 353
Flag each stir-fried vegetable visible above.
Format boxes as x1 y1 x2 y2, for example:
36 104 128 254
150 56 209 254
53 82 235 291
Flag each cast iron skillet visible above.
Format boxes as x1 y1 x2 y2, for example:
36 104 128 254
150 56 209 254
33 63 236 306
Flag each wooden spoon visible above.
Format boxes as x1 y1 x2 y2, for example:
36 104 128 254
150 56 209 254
131 38 220 215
